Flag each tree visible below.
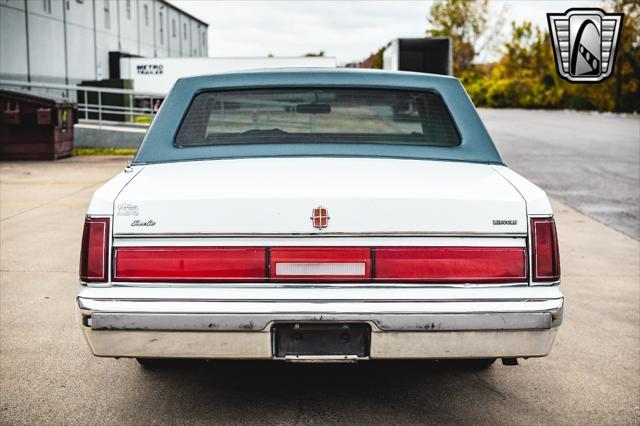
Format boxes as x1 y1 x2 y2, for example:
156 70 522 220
304 51 325 57
428 0 638 112
608 0 639 112
356 43 390 69
426 0 491 74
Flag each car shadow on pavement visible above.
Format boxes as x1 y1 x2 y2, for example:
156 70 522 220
129 359 508 423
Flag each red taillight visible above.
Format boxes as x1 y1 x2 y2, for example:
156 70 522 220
110 245 530 284
374 247 527 283
114 247 266 282
270 247 371 281
79 217 110 282
531 218 560 282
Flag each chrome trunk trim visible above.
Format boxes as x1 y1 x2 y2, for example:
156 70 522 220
113 232 527 238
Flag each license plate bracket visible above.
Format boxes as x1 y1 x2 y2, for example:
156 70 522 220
273 323 371 358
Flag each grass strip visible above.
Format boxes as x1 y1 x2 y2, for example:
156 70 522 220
74 148 137 156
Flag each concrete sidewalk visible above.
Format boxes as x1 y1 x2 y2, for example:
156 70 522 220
0 157 638 425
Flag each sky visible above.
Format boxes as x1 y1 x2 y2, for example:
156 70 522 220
169 1 602 65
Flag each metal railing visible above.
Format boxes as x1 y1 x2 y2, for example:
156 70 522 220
0 79 165 127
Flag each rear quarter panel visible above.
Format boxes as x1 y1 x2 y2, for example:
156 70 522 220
491 166 553 215
87 167 144 216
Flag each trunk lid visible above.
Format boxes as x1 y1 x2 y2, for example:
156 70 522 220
113 158 526 236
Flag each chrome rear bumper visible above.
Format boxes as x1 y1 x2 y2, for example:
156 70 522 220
77 285 563 360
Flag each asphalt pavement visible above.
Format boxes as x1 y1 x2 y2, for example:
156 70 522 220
1 110 639 425
480 109 640 239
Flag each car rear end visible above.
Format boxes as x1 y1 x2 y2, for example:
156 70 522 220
77 159 563 362
76 69 563 363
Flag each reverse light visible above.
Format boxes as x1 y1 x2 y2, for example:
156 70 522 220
114 247 266 282
79 217 110 282
374 247 527 283
531 217 561 282
270 248 371 281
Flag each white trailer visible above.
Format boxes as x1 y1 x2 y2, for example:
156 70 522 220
120 56 337 94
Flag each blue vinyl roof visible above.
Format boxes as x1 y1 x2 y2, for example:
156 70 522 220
132 68 503 165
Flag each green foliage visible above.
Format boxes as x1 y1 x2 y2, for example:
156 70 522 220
474 22 566 109
428 0 638 111
427 0 490 74
452 0 639 112
610 0 640 112
370 46 386 69
74 148 137 156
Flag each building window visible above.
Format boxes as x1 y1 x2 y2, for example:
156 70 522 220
172 18 176 38
143 4 149 26
159 11 164 45
42 0 51 14
183 23 187 40
104 0 110 29
202 32 206 48
125 0 131 20
76 0 84 3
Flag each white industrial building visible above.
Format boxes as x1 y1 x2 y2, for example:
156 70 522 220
0 0 208 85
120 56 338 94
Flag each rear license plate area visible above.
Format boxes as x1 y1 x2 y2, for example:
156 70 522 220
273 323 371 358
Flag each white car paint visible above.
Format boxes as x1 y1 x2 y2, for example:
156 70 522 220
107 158 531 236
87 167 143 216
491 165 553 215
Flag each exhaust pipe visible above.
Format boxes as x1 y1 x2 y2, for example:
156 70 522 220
502 357 519 366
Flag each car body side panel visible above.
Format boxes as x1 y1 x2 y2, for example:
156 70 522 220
492 165 553 216
86 166 144 216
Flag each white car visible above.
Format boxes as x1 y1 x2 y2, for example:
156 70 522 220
77 69 563 368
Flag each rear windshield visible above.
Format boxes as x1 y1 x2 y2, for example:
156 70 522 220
175 88 461 148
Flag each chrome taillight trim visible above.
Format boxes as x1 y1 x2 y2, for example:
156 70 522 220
527 215 560 286
81 215 113 285
530 216 561 283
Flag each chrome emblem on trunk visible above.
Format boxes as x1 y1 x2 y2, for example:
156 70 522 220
131 219 156 227
117 203 139 216
310 206 330 230
493 219 518 226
